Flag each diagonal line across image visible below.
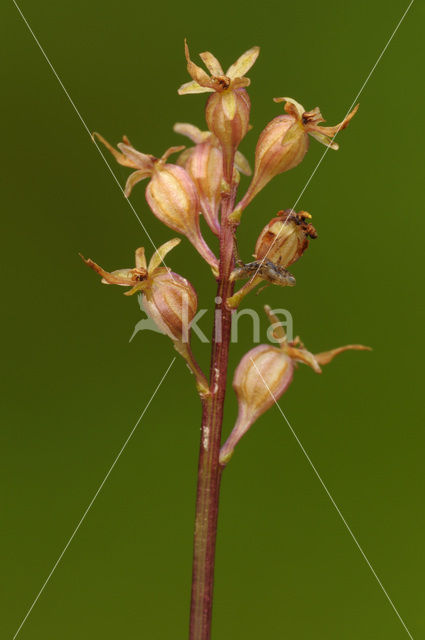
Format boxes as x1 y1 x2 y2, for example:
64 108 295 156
249 0 415 284
11 357 176 640
250 357 415 640
12 0 174 274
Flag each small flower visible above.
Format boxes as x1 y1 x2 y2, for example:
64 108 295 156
174 122 251 235
178 41 259 180
219 306 370 464
81 240 210 396
93 133 218 271
178 40 260 96
254 209 317 268
235 99 359 214
226 210 315 309
80 239 195 338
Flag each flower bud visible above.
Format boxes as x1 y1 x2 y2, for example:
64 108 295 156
219 344 293 464
146 161 218 271
178 138 223 236
205 88 251 180
254 209 317 268
174 122 252 236
219 306 370 464
142 270 197 343
92 134 218 272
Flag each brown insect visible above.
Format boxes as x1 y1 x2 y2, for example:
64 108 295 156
231 259 296 287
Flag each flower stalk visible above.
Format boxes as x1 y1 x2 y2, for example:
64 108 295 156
189 154 238 640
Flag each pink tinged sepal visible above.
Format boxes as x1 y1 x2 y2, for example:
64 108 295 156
205 88 251 180
219 345 293 464
179 139 222 236
174 123 252 235
237 114 307 212
143 270 198 342
145 163 218 271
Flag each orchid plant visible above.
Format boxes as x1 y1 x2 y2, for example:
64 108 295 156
82 41 369 639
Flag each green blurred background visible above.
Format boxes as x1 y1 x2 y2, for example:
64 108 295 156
1 0 424 637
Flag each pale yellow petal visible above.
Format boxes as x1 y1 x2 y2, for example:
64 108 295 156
199 51 224 76
124 169 151 197
274 97 305 119
226 46 260 79
235 150 252 176
80 254 134 286
117 143 154 170
173 122 206 144
135 247 147 270
221 90 237 120
159 145 186 164
308 130 339 150
148 238 181 273
315 344 371 365
178 80 215 95
184 40 216 88
92 132 137 168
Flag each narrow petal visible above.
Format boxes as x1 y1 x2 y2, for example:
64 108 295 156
178 80 215 95
160 145 186 164
148 238 181 273
135 247 147 270
287 346 322 373
221 90 237 119
92 132 138 168
230 77 250 89
124 169 151 197
235 150 252 176
117 143 154 171
80 254 134 286
173 122 208 144
273 97 305 119
226 46 260 79
184 40 216 88
264 305 287 343
123 283 146 296
315 344 371 365
307 104 359 147
199 51 224 76
308 130 339 150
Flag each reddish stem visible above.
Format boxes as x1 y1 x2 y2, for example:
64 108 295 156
189 175 237 640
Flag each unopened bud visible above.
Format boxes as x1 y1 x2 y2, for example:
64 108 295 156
219 344 293 464
146 160 218 271
92 134 218 272
177 136 223 236
254 209 317 268
174 122 252 236
142 270 197 343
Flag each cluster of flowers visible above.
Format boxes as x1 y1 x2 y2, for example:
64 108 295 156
82 42 368 462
